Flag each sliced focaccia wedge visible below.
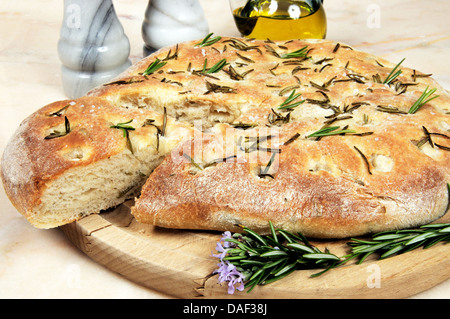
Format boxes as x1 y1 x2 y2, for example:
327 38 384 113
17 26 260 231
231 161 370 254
1 97 193 228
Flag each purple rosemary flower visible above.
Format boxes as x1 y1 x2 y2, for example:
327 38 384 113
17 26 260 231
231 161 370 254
212 231 246 294
212 231 233 260
214 260 245 294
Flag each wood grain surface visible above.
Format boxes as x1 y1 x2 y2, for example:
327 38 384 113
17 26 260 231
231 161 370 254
60 201 450 299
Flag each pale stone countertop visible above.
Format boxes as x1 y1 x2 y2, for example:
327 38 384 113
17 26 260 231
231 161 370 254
0 0 448 299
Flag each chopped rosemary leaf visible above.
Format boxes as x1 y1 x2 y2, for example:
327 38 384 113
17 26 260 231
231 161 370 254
319 63 332 72
223 65 253 80
435 144 450 151
279 85 300 96
230 122 258 130
110 119 135 135
142 58 167 76
323 115 353 125
161 107 167 136
239 135 276 154
162 43 179 61
223 38 250 50
44 116 71 139
306 91 330 106
363 114 369 124
203 58 228 74
310 81 329 91
268 108 290 125
283 132 300 145
143 119 161 150
429 132 450 139
236 52 255 63
417 126 449 151
204 155 237 168
278 89 305 110
280 46 309 59
421 126 434 148
377 105 407 115
260 152 277 176
306 126 356 138
183 153 204 171
204 81 236 94
375 60 384 67
383 58 405 84
333 43 340 53
264 44 280 58
347 73 366 84
412 70 432 82
408 86 440 114
314 57 333 65
104 78 145 86
48 104 70 117
195 32 222 47
110 119 135 153
353 146 372 175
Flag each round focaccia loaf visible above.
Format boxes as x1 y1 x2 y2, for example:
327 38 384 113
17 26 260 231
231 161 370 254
90 36 449 238
1 97 193 228
2 36 449 237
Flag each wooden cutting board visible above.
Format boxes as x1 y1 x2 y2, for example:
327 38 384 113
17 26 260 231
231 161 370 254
60 201 450 299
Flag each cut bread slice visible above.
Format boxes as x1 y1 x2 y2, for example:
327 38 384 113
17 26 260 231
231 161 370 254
1 97 193 228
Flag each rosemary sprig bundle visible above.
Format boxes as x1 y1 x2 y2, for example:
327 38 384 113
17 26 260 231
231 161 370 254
408 86 440 114
383 58 405 84
344 223 450 263
280 46 310 59
110 119 135 153
213 220 450 294
214 222 340 293
110 119 135 136
203 58 228 74
277 89 305 110
195 32 222 47
306 126 356 138
142 58 167 76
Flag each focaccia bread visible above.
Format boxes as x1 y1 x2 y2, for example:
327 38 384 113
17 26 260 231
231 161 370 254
1 97 192 228
2 36 449 237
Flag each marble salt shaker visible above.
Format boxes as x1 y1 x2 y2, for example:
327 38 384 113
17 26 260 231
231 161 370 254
58 0 132 99
142 0 210 55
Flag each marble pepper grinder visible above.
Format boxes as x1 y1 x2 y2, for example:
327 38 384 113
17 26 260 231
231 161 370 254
142 0 210 55
58 0 131 99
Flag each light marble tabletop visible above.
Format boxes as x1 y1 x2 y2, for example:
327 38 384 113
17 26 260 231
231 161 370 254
0 0 449 299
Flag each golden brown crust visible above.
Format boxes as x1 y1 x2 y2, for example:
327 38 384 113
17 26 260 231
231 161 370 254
120 37 448 238
2 37 449 236
1 97 192 228
132 121 449 238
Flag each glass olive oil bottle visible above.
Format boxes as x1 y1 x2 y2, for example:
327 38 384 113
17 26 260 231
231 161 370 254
231 0 326 40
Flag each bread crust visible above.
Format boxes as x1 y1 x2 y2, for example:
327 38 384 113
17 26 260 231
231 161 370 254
2 37 449 236
132 123 449 238
1 97 192 228
116 37 448 238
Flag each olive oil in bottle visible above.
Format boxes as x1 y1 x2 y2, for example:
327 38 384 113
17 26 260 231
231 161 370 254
232 0 326 40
